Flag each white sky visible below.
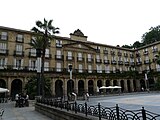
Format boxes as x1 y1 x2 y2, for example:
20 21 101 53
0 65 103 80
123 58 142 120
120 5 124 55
1 0 160 46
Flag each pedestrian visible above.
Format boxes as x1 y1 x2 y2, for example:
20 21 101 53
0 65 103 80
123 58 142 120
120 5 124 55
86 92 89 101
15 94 19 107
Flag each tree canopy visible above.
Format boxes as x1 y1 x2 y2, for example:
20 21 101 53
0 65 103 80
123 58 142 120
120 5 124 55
122 25 160 49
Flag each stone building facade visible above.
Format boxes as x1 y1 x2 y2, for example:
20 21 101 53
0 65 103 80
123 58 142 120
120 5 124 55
0 26 160 99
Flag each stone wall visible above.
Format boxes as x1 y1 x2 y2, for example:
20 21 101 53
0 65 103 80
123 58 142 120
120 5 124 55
35 103 98 120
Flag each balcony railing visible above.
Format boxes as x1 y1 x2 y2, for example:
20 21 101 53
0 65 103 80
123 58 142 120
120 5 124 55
66 56 74 61
136 61 142 66
77 57 84 62
152 48 158 53
130 62 135 66
56 44 62 48
13 51 24 57
144 60 150 64
29 52 36 58
103 50 108 54
104 60 110 64
143 51 148 55
87 58 94 63
96 59 102 63
110 51 115 55
117 52 122 56
16 37 24 43
111 60 117 65
55 55 64 60
125 61 129 66
130 54 134 58
124 53 128 57
0 49 8 55
118 61 123 65
0 35 8 40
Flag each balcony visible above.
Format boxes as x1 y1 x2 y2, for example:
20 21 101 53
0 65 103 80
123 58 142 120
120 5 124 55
130 62 135 66
103 50 108 54
96 59 102 63
14 51 24 57
0 35 8 40
77 57 84 62
95 49 100 53
111 60 117 65
130 54 134 58
56 43 62 48
124 53 128 57
29 52 36 58
144 60 150 64
45 54 52 59
152 48 158 53
55 55 64 60
104 60 110 64
143 51 148 55
136 53 140 57
125 61 129 66
110 51 115 55
87 58 94 63
16 37 24 43
118 61 123 65
136 61 142 66
66 56 74 61
0 49 8 55
117 52 122 56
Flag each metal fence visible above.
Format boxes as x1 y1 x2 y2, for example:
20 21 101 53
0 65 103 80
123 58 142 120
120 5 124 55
36 98 160 120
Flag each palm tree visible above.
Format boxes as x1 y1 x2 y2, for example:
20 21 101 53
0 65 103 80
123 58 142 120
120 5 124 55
31 18 59 97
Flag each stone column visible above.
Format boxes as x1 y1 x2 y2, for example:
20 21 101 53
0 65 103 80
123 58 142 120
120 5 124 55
84 79 88 93
110 80 113 86
52 78 55 96
117 80 121 93
136 79 141 92
130 79 134 92
74 79 78 94
94 79 98 95
7 77 12 96
124 80 128 92
63 78 68 101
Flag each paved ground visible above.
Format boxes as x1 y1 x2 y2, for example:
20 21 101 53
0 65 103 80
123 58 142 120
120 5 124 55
1 92 160 120
0 101 52 120
78 92 160 114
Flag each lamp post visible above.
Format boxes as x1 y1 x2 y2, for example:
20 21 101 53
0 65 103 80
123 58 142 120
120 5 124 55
36 48 42 96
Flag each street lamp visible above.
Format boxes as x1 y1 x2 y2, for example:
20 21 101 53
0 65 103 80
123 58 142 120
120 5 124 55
36 48 42 96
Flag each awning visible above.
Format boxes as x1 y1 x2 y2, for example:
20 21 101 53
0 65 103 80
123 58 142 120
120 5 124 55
0 88 9 93
99 86 121 89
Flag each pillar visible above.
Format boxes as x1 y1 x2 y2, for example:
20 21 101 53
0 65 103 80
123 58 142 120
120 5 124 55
74 79 78 94
84 79 88 93
124 80 128 92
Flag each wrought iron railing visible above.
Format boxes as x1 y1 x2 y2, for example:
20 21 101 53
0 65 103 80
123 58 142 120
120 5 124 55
36 98 160 120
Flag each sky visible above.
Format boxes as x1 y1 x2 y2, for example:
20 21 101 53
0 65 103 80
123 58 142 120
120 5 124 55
1 0 160 46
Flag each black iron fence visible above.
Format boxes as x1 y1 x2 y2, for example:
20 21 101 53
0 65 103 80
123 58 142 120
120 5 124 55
36 98 160 120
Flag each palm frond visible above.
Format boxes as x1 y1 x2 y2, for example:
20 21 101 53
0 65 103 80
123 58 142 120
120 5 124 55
36 21 43 28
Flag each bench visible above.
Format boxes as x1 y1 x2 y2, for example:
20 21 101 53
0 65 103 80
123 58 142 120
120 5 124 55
0 109 4 119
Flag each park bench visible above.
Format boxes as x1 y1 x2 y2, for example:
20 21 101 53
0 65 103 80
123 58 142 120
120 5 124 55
0 109 4 119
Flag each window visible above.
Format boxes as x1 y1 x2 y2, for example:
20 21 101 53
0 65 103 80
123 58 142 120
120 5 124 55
78 53 82 60
44 62 49 71
68 51 72 60
29 59 36 70
0 43 7 53
14 58 23 69
78 64 83 73
0 58 7 69
56 40 62 47
156 64 160 71
16 34 23 42
1 32 7 40
30 49 36 56
16 44 23 55
112 66 116 73
96 54 100 62
45 49 49 58
87 54 92 61
88 65 92 73
105 65 110 73
56 62 62 72
96 65 102 73
56 50 62 59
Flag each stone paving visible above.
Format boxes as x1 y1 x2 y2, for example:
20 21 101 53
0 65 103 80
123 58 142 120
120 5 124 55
78 92 160 114
0 101 52 120
1 92 160 120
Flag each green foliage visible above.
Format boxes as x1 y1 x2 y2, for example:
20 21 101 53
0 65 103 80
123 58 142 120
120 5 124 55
154 76 160 90
25 76 52 99
121 45 132 49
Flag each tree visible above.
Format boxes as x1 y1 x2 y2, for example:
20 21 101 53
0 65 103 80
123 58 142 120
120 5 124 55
31 18 59 97
132 41 142 48
121 44 132 49
25 76 52 99
142 25 160 45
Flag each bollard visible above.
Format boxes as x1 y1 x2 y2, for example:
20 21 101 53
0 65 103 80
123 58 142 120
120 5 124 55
85 102 87 116
75 101 77 113
116 104 120 120
142 107 146 120
98 103 101 120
